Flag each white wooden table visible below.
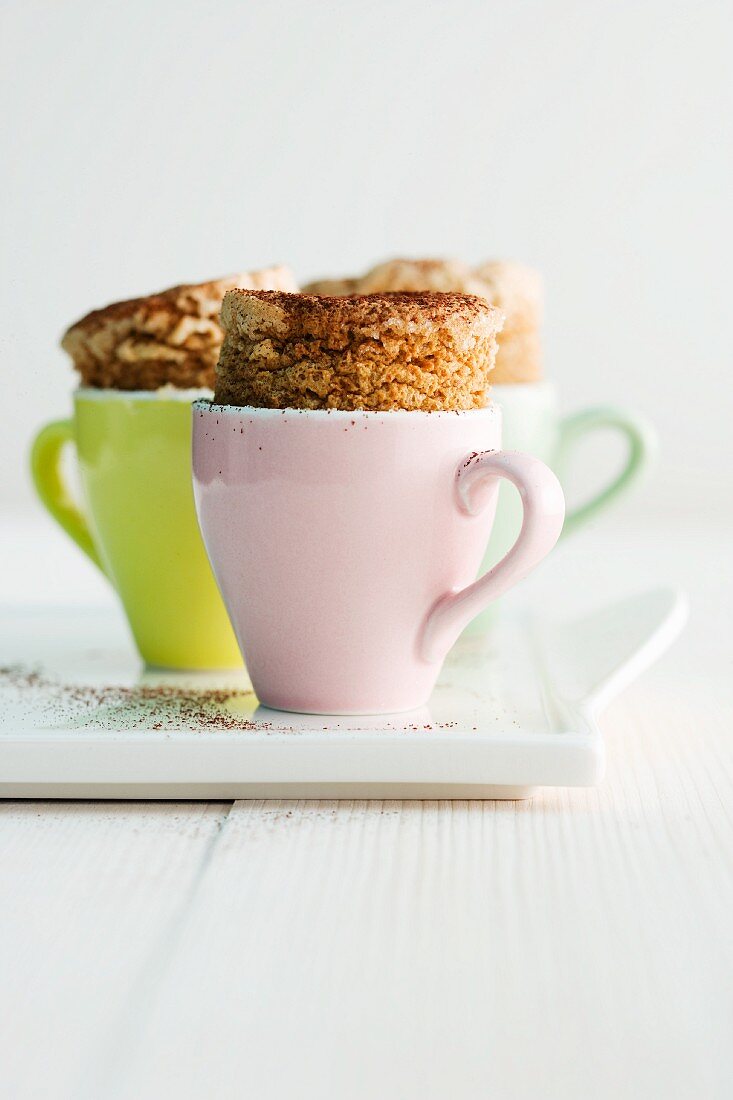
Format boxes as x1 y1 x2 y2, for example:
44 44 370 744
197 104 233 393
1 513 732 1099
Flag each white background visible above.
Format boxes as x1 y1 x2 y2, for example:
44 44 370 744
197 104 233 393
1 0 731 519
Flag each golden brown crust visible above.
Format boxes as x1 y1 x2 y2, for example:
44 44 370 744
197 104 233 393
301 276 361 296
492 329 543 384
215 290 503 412
472 260 543 333
304 257 543 383
61 266 299 390
306 257 542 329
357 258 491 298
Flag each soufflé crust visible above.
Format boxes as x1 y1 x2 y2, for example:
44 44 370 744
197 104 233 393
303 257 543 384
358 258 492 299
62 266 298 390
214 290 504 412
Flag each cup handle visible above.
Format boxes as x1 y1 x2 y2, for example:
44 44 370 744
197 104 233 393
557 407 656 536
30 419 104 572
420 451 565 662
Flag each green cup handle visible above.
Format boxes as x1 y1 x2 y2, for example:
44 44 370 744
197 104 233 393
30 419 105 572
557 406 657 537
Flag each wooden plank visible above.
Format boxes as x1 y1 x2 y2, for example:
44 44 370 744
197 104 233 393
0 801 230 1098
113 690 733 1100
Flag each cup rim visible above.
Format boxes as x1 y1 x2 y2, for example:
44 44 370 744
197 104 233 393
75 386 213 403
192 400 500 422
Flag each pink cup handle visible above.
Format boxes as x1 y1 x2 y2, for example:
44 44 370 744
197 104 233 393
420 450 565 662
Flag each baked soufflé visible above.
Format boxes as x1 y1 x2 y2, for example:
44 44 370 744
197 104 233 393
304 257 542 385
214 290 504 412
61 266 298 390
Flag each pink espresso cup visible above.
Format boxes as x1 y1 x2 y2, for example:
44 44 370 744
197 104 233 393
192 402 564 714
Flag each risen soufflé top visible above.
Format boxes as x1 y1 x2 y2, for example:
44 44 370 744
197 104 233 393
214 290 504 412
61 267 298 390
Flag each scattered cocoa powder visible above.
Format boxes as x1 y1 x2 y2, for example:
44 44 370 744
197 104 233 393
0 664 269 732
0 665 474 735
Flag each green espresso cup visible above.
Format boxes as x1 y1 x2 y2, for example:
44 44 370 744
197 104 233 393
483 380 656 570
30 389 242 669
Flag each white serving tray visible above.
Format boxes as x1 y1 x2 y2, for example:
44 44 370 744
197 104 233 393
0 590 686 800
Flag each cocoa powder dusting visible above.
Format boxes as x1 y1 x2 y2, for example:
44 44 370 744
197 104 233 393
0 666 469 736
0 663 272 733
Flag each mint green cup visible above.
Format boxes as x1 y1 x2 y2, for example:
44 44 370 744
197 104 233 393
481 380 656 573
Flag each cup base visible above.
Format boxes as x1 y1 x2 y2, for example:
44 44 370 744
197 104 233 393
255 692 432 718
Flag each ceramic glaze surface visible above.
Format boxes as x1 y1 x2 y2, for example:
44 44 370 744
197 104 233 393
486 381 655 567
30 391 242 670
193 404 564 713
